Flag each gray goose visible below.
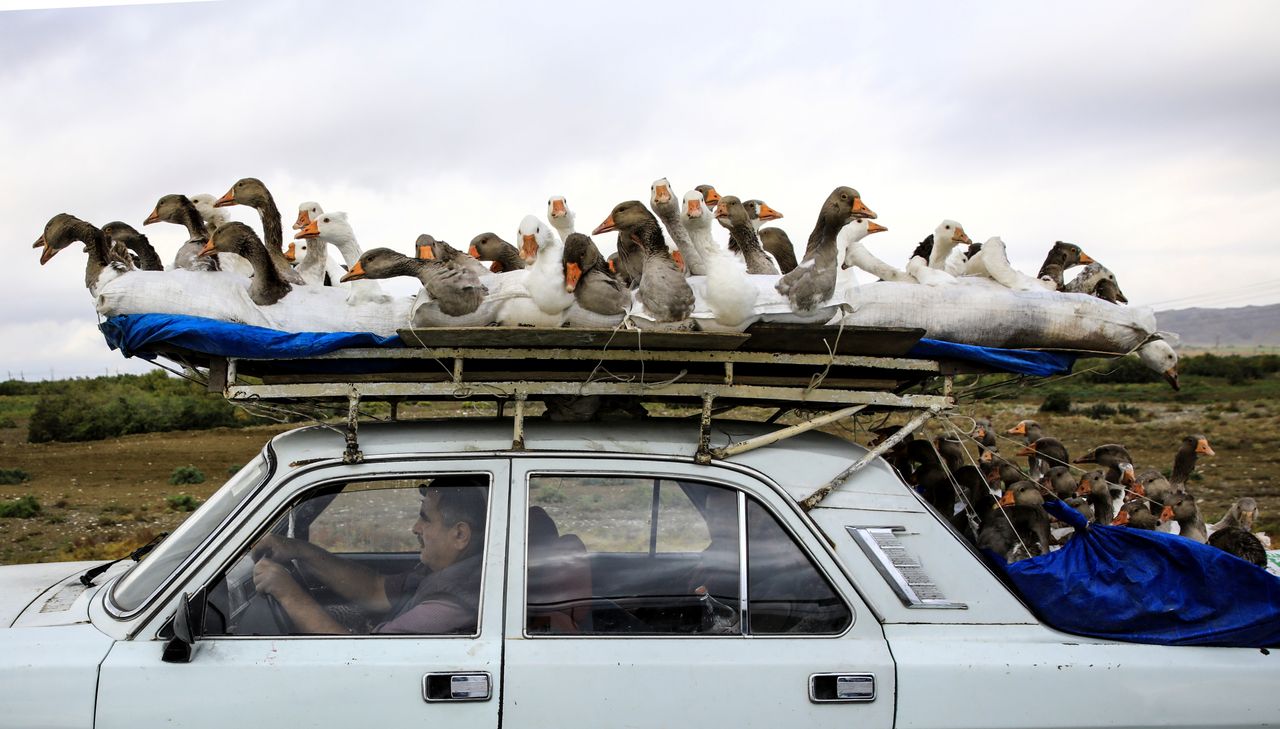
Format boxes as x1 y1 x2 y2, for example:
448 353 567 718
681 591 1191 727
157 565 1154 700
1211 497 1259 533
563 233 629 318
981 481 1052 560
1035 241 1093 289
1040 465 1078 500
1170 434 1215 488
417 234 490 279
342 247 486 319
469 233 526 273
1076 469 1116 525
650 178 706 275
1159 491 1208 543
743 199 798 274
775 186 877 313
143 193 218 271
714 195 779 275
1018 437 1070 480
1207 527 1267 567
694 184 721 210
1113 500 1160 530
213 178 305 284
34 213 134 291
101 221 164 271
196 222 291 305
593 201 694 324
1073 443 1136 501
1006 419 1044 443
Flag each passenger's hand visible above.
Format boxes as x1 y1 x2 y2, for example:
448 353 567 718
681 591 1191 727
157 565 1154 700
251 534 299 564
253 558 303 600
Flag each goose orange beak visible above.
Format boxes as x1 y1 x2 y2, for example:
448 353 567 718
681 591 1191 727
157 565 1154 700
565 262 582 292
417 245 435 260
196 240 217 258
955 227 972 245
340 261 366 282
1078 251 1095 265
1159 504 1175 523
1007 422 1026 436
1163 368 1179 391
1120 464 1136 485
1196 438 1215 456
714 204 730 220
295 220 320 239
1076 478 1092 497
213 189 236 207
35 235 57 265
521 234 538 261
1073 451 1097 464
1017 444 1036 457
489 260 504 273
284 242 297 262
757 202 783 222
672 250 686 272
607 258 618 273
1125 483 1146 501
143 207 161 226
867 221 888 234
592 215 617 235
851 197 877 219
686 199 701 217
979 450 994 464
293 210 311 230
468 244 481 259
702 187 721 207
550 198 567 217
653 184 672 204
999 490 1016 507
1111 509 1130 526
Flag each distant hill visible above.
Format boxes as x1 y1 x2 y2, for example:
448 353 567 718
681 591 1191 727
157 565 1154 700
1155 304 1280 348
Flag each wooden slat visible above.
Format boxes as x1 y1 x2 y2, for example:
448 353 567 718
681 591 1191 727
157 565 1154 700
397 327 749 351
739 323 925 357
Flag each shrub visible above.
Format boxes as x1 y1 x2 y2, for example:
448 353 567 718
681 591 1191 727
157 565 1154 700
1087 403 1118 420
0 468 31 485
0 416 17 428
226 464 242 478
1117 404 1143 418
169 466 206 486
0 495 42 519
1039 392 1072 413
166 494 201 512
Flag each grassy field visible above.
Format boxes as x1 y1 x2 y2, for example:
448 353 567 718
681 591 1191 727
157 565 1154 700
2 369 1278 564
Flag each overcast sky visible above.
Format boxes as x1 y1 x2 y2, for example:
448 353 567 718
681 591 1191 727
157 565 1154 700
2 0 1279 379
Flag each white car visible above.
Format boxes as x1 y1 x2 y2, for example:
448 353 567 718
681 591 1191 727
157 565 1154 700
2 419 1276 728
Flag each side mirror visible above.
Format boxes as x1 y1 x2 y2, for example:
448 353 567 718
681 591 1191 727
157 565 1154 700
162 587 207 664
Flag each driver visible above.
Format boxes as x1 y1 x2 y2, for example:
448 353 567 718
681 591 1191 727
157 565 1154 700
251 477 487 635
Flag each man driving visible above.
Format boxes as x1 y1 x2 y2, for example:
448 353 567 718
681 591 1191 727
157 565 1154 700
251 477 488 635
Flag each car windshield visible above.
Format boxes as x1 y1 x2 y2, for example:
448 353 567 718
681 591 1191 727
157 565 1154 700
110 453 271 614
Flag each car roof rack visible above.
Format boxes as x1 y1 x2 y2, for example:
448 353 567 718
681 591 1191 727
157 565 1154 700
150 324 980 506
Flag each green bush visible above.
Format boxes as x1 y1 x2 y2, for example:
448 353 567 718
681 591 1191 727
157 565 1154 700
26 370 262 444
0 495 41 519
1087 403 1118 420
0 416 17 428
226 464 242 478
1117 404 1143 418
166 494 201 512
169 466 206 486
0 468 31 485
1039 392 1072 413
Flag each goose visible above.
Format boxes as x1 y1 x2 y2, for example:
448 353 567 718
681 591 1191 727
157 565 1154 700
964 236 1051 291
289 232 332 287
1113 500 1160 530
341 247 488 324
1160 491 1208 543
1170 434 1214 487
694 184 721 210
593 201 694 326
1073 443 1136 500
981 450 1025 489
1065 261 1128 303
293 201 324 231
1137 338 1179 390
213 177 305 285
1039 465 1078 500
650 178 706 275
1211 497 1259 534
1206 527 1267 567
417 234 491 279
1076 469 1117 524
839 218 910 283
981 481 1052 560
295 212 390 305
100 221 164 271
197 223 293 306
1007 419 1044 443
612 230 645 288
189 194 231 234
1135 469 1176 510
905 230 957 286
972 418 998 456
680 190 758 331
143 193 219 272
546 196 576 250
469 232 526 273
562 232 629 328
34 213 134 293
715 196 780 275
519 215 574 319
1036 241 1093 289
743 199 798 273
925 220 971 270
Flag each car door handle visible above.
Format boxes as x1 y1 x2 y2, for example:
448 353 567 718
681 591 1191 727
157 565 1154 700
422 672 492 702
809 673 876 703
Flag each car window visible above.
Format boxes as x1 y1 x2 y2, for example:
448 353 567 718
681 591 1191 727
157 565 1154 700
526 474 849 637
205 474 489 637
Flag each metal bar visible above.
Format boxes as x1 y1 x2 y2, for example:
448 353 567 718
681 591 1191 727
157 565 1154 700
389 400 400 421
710 404 870 460
799 406 941 512
695 393 715 465
723 362 734 385
452 357 463 384
511 393 527 450
343 387 363 464
247 347 943 372
207 358 229 394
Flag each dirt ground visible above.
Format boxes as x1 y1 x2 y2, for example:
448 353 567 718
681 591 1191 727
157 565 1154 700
2 395 1277 564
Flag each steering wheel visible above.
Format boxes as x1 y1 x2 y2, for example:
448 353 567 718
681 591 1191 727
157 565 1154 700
259 557 310 634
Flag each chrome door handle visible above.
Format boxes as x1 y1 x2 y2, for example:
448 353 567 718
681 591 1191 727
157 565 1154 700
423 672 492 702
809 673 875 703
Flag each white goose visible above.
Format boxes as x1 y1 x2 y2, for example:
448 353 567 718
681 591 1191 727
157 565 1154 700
964 236 1053 291
839 218 908 284
681 190 758 331
651 177 707 275
547 195 575 244
519 215 575 324
293 201 324 231
906 221 968 286
295 212 391 304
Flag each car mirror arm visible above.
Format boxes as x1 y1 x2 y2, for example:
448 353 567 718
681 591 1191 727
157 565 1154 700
162 587 207 664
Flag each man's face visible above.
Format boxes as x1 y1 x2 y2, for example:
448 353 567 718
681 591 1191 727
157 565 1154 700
411 490 468 572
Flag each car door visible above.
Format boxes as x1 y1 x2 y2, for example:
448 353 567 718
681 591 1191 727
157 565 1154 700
502 457 896 729
95 460 508 729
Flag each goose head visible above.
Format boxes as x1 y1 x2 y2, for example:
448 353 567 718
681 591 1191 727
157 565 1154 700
694 184 721 209
295 211 355 248
198 221 259 259
188 194 229 230
822 186 877 224
650 177 677 212
680 191 713 234
340 247 418 283
143 193 201 228
713 195 750 230
562 232 609 292
34 213 91 265
742 199 784 231
547 196 574 230
468 232 520 270
1137 338 1179 390
932 219 971 253
1159 491 1199 525
415 233 440 260
593 200 654 236
294 201 324 231
1007 419 1038 437
1047 241 1093 268
518 215 558 262
100 220 143 247
838 218 889 269
214 177 272 208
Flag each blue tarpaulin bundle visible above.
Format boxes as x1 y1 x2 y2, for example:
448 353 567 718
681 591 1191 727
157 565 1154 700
99 313 1077 377
992 499 1280 648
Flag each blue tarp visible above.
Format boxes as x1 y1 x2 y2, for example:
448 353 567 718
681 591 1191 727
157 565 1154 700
101 313 1075 377
991 499 1280 648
